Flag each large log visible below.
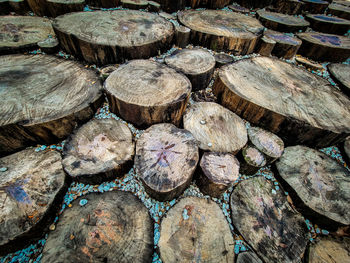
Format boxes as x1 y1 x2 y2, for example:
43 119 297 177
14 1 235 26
159 196 235 262
213 56 350 148
0 55 103 156
327 3 350 20
273 0 304 15
178 10 264 54
264 30 302 59
41 191 153 263
104 60 191 128
328 63 350 97
0 149 68 255
46 0 84 17
53 10 174 65
301 0 329 14
305 14 350 35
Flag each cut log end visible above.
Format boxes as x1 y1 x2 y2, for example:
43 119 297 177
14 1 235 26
238 145 267 175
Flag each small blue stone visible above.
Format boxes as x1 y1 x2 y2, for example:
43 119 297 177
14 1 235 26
79 199 88 206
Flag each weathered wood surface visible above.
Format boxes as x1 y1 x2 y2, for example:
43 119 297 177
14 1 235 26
135 123 199 201
53 10 174 65
41 191 153 263
187 0 231 9
213 56 350 147
238 145 267 175
104 60 191 128
274 145 350 229
174 25 190 48
305 14 350 35
230 176 309 263
255 36 276 56
0 149 67 255
0 55 103 157
37 37 59 54
178 10 264 54
0 16 54 55
165 48 215 91
86 0 118 7
301 0 329 14
295 55 324 71
196 152 240 198
214 53 234 68
183 102 247 153
236 251 263 263
121 0 148 9
62 118 134 184
328 63 350 97
46 0 84 17
228 3 250 14
159 196 235 262
297 32 350 62
273 0 304 15
328 3 350 20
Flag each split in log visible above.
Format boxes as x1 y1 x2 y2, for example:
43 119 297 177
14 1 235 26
0 16 54 55
9 0 30 15
174 25 190 48
0 54 103 156
235 0 274 9
187 0 231 9
86 0 118 7
213 56 350 147
41 191 153 263
159 196 235 262
99 65 118 81
236 251 263 263
274 145 350 229
230 176 309 263
153 0 185 13
37 37 59 54
165 48 215 91
135 123 199 201
305 14 350 35
0 149 68 255
104 59 191 128
183 102 248 154
295 55 324 71
273 0 304 15
328 63 350 97
214 53 234 68
228 3 251 14
178 10 264 54
196 152 240 198
297 32 350 62
53 10 174 65
147 1 160 12
238 145 267 175
46 0 84 17
255 36 276 56
62 118 134 184
301 0 329 14
328 3 350 20
121 0 148 9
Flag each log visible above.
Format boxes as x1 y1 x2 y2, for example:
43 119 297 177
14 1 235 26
62 118 134 184
121 0 148 9
104 59 191 128
305 14 350 35
187 0 231 9
236 252 263 263
53 10 174 65
297 32 350 62
178 10 264 54
238 145 267 175
27 0 47 16
147 1 160 12
228 3 251 14
165 48 215 91
301 0 329 14
196 152 240 198
174 25 190 48
154 0 185 12
183 102 248 153
230 176 309 263
214 53 234 68
255 36 276 56
135 123 199 201
213 56 350 147
327 3 350 20
159 196 235 262
46 0 84 17
333 0 350 7
274 145 350 229
328 63 350 97
99 65 118 81
37 37 59 54
0 54 103 156
235 0 274 9
0 149 68 255
273 0 304 15
86 0 118 7
295 55 324 71
0 16 55 55
9 0 30 15
342 136 350 165
256 9 310 32
41 191 153 263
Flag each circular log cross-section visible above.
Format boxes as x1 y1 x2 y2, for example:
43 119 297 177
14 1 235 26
264 30 302 59
0 55 103 157
62 118 135 184
238 145 267 175
327 3 350 20
183 102 248 153
305 14 350 35
178 10 264 54
53 10 174 65
214 53 234 68
213 56 350 148
307 237 350 263
328 63 350 97
104 60 191 128
41 191 153 263
159 196 235 263
135 123 199 201
165 49 215 91
301 0 329 14
0 149 67 255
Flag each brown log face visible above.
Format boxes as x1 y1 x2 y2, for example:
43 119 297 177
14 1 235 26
214 53 234 67
273 0 304 15
328 63 350 97
306 14 350 35
301 0 329 14
46 0 84 17
264 30 301 59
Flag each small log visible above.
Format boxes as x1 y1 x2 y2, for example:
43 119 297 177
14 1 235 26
238 145 267 175
0 149 67 255
37 37 59 54
165 48 215 91
214 53 234 68
301 0 329 14
273 0 304 15
9 0 30 15
236 252 263 263
154 0 185 13
174 25 190 48
159 196 235 262
295 55 324 71
255 36 276 56
121 0 148 9
104 59 191 128
297 32 350 62
41 191 153 263
328 63 350 97
196 152 240 198
183 102 248 154
99 65 118 81
86 0 119 8
147 0 160 12
46 0 84 17
230 176 309 263
306 14 350 35
228 4 251 14
328 3 350 20
135 123 199 201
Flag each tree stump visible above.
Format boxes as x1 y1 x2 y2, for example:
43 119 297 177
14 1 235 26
214 53 234 68
183 102 248 154
327 3 350 20
53 10 174 65
238 145 267 175
274 145 350 229
230 176 309 263
62 118 134 184
41 191 153 263
0 149 67 255
273 0 304 15
0 16 54 55
135 123 199 201
0 55 103 156
228 4 251 14
46 0 84 17
196 152 240 198
297 32 350 62
121 0 148 9
328 63 350 97
154 0 185 12
104 59 191 128
86 0 118 8
255 36 276 56
213 56 350 147
256 9 310 32
159 196 235 262
37 37 59 54
165 48 215 91
174 25 190 48
236 252 263 263
301 0 329 14
305 14 350 35
178 10 264 54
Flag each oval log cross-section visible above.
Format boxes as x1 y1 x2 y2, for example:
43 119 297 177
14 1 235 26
328 63 350 97
305 14 350 35
238 145 267 175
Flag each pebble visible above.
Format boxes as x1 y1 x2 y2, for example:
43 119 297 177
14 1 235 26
200 120 206 125
207 142 212 147
49 224 55 231
0 167 7 172
79 199 88 206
